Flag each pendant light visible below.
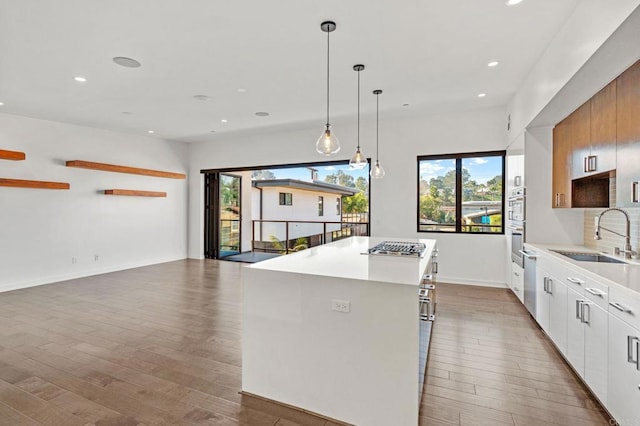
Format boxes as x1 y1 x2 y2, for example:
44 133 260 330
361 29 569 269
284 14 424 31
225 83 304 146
349 64 367 170
370 90 385 179
316 21 340 156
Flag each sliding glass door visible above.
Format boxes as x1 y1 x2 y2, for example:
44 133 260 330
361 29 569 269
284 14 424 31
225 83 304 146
204 173 241 259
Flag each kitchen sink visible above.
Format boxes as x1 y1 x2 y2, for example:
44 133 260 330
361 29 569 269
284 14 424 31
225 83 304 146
550 250 627 264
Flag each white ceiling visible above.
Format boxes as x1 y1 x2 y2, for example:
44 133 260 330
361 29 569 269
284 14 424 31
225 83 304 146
0 0 582 143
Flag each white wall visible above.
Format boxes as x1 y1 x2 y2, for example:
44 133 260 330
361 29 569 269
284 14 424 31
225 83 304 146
0 113 188 292
256 187 342 243
189 107 509 287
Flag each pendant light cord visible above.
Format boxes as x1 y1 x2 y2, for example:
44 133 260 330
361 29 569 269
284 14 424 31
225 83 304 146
326 29 330 127
357 69 360 149
375 92 379 160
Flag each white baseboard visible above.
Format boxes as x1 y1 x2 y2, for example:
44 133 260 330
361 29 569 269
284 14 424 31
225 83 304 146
437 275 508 288
0 255 187 293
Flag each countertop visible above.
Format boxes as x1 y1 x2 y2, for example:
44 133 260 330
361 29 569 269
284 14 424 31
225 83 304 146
525 243 640 293
246 236 436 286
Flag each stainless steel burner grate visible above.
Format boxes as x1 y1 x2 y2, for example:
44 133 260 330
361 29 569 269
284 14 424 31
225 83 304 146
366 241 427 257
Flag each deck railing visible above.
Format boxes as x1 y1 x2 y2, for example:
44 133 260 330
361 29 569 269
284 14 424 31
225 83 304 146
251 219 369 254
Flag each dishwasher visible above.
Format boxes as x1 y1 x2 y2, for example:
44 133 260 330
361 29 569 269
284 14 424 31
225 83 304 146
520 249 538 317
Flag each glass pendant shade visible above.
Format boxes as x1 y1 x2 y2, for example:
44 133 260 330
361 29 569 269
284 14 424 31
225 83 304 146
317 21 339 156
349 147 367 169
370 160 385 179
316 124 340 156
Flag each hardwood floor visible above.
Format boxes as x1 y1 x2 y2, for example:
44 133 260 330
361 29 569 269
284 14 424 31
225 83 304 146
0 260 611 425
421 284 611 426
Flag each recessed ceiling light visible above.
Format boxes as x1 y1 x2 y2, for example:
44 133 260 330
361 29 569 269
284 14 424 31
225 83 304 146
74 76 87 83
478 93 487 98
237 88 247 93
193 95 211 101
113 57 142 68
0 101 4 106
147 130 155 134
255 112 269 117
506 0 523 5
221 119 228 123
488 61 499 67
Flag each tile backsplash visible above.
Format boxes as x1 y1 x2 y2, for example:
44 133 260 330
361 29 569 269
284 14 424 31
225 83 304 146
584 208 640 257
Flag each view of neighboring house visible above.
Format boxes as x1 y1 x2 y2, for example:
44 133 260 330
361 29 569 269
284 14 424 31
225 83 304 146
251 178 358 253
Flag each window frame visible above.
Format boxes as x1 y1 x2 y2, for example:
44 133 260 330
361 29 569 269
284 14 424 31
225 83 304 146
279 192 293 206
335 197 341 215
416 150 505 235
318 196 324 217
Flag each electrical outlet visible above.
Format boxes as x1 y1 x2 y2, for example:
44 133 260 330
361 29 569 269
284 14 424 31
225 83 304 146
71 257 77 264
331 299 350 313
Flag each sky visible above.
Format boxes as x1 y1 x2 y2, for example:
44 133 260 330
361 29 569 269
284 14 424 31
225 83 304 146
419 156 502 185
257 163 370 183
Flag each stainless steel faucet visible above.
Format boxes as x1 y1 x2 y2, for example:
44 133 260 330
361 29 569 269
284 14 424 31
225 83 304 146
595 208 637 259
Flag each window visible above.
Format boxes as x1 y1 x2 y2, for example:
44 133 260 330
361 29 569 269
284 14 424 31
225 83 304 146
336 197 341 215
417 151 505 234
318 196 324 216
279 192 292 206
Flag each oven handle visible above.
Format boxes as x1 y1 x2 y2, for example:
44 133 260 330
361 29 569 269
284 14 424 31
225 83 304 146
519 250 538 260
508 225 524 232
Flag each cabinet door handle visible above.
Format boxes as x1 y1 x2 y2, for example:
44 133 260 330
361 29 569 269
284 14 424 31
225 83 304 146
422 274 432 283
576 300 583 320
581 303 591 324
566 277 584 285
433 262 438 274
610 302 633 314
543 277 548 293
628 336 640 370
585 288 606 298
547 278 553 295
633 181 639 204
555 193 560 207
584 156 589 173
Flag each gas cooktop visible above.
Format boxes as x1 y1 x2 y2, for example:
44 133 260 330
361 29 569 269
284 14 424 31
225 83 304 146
366 241 427 258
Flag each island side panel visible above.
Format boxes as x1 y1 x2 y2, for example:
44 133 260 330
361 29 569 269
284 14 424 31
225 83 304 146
242 268 419 426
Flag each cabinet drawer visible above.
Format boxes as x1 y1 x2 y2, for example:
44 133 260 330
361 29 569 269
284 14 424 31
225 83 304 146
563 266 588 294
609 286 640 331
538 254 567 282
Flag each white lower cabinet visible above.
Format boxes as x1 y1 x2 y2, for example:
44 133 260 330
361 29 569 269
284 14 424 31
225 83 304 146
566 287 586 377
583 301 608 403
547 276 568 355
510 262 524 303
566 285 609 403
536 270 568 354
608 314 640 426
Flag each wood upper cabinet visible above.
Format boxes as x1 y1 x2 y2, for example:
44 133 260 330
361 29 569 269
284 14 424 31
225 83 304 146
552 118 572 208
616 59 640 207
570 100 592 179
589 81 617 174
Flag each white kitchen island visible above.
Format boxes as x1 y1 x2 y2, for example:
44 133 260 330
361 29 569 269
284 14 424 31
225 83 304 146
242 236 437 426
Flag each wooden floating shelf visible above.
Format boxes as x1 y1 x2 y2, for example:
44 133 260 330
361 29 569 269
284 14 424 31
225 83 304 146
104 189 167 197
66 160 186 179
0 178 70 190
0 149 26 161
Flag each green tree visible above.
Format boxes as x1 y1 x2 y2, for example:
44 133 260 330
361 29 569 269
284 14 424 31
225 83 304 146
252 170 276 180
325 170 355 188
342 192 368 213
355 176 368 193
